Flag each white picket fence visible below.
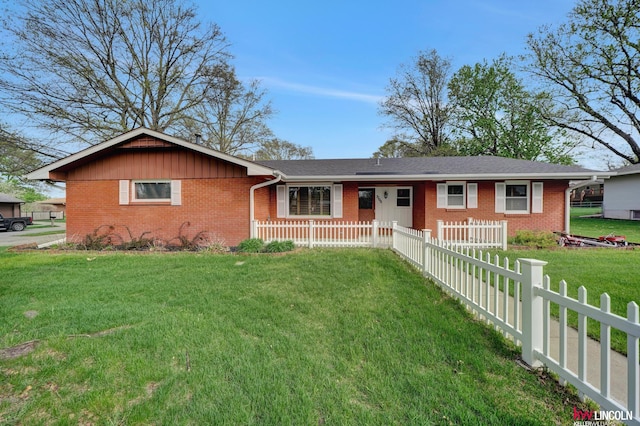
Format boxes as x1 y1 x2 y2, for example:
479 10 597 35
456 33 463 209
392 223 640 425
251 220 394 248
252 218 507 250
437 218 507 250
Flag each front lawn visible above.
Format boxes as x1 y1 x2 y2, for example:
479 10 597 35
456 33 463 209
0 249 585 425
570 207 640 242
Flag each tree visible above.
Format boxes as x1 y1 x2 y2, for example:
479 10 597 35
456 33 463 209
178 63 275 156
447 57 577 164
0 0 230 149
253 139 314 160
0 124 48 179
378 49 453 155
525 0 640 164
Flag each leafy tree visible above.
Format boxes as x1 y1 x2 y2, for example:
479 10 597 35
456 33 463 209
525 0 640 164
253 139 314 160
373 138 459 158
378 49 453 155
0 0 231 149
447 56 577 164
178 63 275 156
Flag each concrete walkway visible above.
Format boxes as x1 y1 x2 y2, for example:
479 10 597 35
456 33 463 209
470 278 632 409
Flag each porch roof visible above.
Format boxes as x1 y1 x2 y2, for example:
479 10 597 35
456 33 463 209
258 156 611 182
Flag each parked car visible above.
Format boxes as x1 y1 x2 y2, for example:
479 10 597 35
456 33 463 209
0 213 33 231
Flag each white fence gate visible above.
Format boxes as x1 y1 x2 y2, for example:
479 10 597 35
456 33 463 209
392 224 640 425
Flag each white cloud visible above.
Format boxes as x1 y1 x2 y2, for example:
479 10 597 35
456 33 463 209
257 77 383 104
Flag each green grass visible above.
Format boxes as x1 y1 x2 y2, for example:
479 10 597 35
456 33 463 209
492 247 640 355
570 207 640 242
0 249 585 425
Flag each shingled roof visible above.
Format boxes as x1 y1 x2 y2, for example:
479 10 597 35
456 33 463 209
0 193 25 203
612 162 640 176
257 156 607 181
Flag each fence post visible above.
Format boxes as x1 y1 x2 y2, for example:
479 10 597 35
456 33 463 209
391 221 398 250
519 258 547 368
437 220 443 241
422 229 431 277
372 220 378 248
501 220 508 250
308 220 315 248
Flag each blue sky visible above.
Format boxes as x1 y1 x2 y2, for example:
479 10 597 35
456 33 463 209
197 0 578 160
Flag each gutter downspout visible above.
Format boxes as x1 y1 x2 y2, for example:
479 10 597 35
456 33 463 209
250 172 282 238
564 175 598 233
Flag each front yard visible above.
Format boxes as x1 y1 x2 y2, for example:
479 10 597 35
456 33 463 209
1 249 586 425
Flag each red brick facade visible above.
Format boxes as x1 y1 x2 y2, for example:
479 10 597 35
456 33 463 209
67 176 271 247
52 131 571 247
261 180 568 237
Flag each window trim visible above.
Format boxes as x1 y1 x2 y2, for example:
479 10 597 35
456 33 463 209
504 180 530 214
119 179 181 206
437 181 476 209
131 180 172 203
396 187 412 208
277 183 342 219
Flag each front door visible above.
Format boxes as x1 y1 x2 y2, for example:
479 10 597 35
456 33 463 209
375 187 412 227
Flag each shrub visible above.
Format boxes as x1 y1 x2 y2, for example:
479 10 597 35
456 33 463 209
509 230 558 248
264 240 295 253
237 238 265 253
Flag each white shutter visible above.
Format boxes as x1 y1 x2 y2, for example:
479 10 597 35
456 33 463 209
276 185 286 218
495 183 506 213
119 180 129 205
467 183 478 209
532 182 543 213
436 183 447 208
333 184 343 218
170 180 182 205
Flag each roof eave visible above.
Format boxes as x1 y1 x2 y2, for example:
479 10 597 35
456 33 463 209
24 127 277 180
277 172 613 182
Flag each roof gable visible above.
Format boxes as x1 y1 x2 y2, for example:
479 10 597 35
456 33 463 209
26 128 277 180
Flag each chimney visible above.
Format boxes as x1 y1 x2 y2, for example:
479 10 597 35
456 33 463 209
195 133 202 145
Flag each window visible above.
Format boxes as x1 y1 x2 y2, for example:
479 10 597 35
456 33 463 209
277 184 343 218
495 181 539 214
505 183 528 212
119 180 181 205
447 184 465 207
288 185 331 216
133 181 171 201
436 182 476 209
359 188 374 209
397 188 411 207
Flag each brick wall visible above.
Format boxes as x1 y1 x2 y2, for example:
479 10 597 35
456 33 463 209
66 177 267 247
419 181 567 235
259 180 567 236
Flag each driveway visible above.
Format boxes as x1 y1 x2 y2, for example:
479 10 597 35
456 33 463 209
0 222 67 247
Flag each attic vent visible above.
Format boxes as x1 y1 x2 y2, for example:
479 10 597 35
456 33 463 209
195 133 202 145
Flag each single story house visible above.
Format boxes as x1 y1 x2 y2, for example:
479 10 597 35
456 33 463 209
603 163 640 220
38 198 67 213
26 128 611 246
0 193 25 218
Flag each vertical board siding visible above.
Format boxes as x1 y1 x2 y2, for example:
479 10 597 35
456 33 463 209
66 149 247 180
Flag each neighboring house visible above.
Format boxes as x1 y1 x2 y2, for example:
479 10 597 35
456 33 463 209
0 193 25 218
37 198 67 215
26 128 610 246
603 163 640 220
